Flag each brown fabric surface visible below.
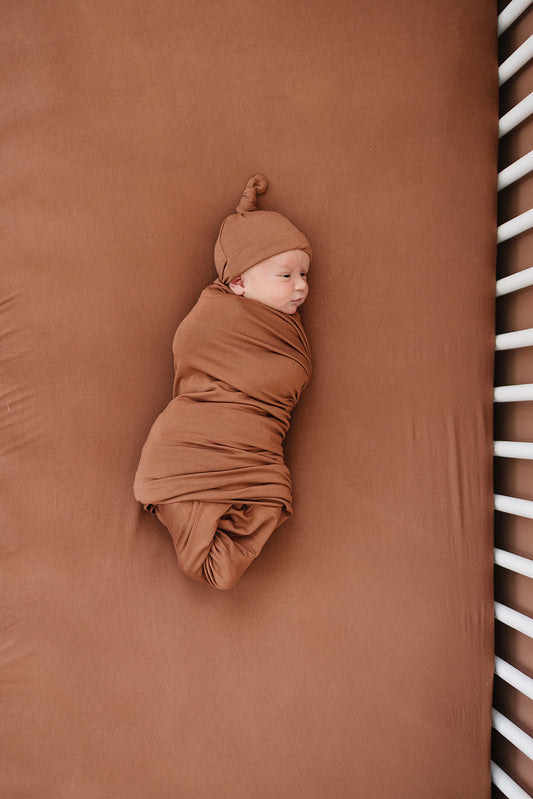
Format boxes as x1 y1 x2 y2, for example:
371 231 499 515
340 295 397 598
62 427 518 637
1 1 497 797
133 279 311 517
155 500 282 590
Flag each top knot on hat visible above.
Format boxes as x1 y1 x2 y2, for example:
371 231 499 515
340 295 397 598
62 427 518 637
214 174 312 284
235 174 268 214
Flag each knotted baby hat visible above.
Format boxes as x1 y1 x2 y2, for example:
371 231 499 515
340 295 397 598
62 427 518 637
214 174 312 284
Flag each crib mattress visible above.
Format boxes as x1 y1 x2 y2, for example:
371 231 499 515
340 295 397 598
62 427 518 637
1 2 497 797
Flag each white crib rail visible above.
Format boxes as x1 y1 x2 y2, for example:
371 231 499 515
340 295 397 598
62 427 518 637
494 4 533 796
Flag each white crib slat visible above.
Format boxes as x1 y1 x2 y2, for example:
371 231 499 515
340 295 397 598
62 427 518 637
496 327 533 350
496 657 533 700
500 35 533 84
495 441 533 459
498 209 533 242
495 494 533 519
492 761 533 799
494 384 533 402
498 0 533 36
500 93 533 138
495 602 533 639
497 268 533 295
495 548 533 578
498 152 533 190
493 709 533 760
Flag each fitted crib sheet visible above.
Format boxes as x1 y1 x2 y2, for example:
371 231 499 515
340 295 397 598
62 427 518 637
1 2 497 797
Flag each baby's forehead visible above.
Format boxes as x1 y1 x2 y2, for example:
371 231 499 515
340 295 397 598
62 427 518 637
266 250 310 268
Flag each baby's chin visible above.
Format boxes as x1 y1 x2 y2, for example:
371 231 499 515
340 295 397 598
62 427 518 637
253 297 306 315
286 298 306 314
272 302 301 315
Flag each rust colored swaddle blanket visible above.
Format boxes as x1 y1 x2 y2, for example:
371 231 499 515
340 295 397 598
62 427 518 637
133 278 311 527
134 174 312 587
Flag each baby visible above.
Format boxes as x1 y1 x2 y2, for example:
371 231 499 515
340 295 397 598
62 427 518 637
133 174 312 590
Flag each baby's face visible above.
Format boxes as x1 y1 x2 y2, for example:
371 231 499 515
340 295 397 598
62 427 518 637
229 249 310 315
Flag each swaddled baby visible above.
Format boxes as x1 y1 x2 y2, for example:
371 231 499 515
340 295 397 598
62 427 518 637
133 175 312 589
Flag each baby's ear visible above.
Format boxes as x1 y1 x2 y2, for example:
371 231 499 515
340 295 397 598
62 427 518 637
229 276 245 296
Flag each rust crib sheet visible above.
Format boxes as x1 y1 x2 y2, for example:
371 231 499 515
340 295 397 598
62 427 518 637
1 2 497 798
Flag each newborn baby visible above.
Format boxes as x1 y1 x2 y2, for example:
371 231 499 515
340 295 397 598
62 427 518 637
133 174 312 589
